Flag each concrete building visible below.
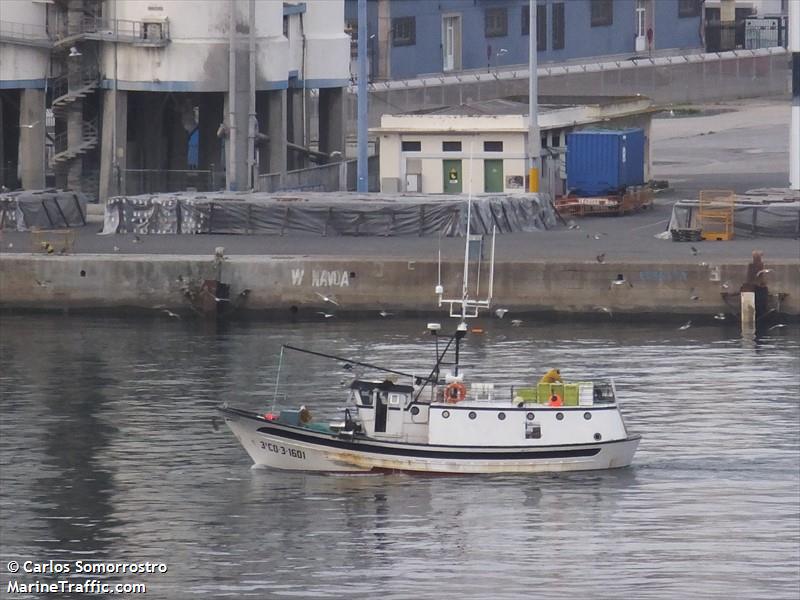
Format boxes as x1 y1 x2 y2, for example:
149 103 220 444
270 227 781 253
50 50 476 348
345 0 704 81
0 0 50 190
0 0 350 200
374 95 654 196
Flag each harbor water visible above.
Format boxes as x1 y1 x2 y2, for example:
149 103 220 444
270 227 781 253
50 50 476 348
1 315 798 599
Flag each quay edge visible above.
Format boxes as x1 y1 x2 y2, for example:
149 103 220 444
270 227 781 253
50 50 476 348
1 255 798 317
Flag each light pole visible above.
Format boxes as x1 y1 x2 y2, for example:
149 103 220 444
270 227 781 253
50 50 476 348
790 0 799 191
527 0 540 193
356 0 368 192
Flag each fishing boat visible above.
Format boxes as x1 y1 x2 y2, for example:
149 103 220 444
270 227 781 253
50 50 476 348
220 337 640 474
221 243 640 474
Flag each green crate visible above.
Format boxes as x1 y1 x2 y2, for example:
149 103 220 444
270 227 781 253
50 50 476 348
516 387 538 404
563 384 579 406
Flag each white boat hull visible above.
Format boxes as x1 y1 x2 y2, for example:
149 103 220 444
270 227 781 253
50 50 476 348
221 407 640 475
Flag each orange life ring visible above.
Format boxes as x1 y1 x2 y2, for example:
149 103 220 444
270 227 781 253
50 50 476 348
548 395 562 407
444 382 467 403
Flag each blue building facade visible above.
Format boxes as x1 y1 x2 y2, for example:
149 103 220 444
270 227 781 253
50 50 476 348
345 0 704 80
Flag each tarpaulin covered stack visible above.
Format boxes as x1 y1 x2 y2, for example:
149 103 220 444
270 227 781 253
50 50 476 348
102 191 557 237
0 190 87 231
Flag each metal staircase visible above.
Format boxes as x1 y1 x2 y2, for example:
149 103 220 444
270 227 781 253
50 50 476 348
52 117 99 164
51 67 101 114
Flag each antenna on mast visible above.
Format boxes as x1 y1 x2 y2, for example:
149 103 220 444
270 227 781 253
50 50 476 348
435 137 496 320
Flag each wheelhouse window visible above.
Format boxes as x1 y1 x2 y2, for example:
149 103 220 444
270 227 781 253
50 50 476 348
442 141 462 152
392 16 416 46
485 7 508 37
678 0 702 18
552 3 565 50
590 0 613 27
401 140 421 152
521 4 547 51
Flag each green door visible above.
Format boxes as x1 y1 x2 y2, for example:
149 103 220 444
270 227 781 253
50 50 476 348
442 159 462 194
484 159 503 193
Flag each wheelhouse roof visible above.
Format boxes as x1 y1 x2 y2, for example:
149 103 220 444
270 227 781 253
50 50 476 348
350 379 415 394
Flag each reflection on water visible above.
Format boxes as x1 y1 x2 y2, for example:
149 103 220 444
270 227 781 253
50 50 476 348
1 315 798 599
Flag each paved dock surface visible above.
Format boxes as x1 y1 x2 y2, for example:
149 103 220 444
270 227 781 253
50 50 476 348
1 97 797 265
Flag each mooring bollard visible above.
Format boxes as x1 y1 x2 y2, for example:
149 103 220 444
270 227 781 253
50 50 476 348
741 291 756 334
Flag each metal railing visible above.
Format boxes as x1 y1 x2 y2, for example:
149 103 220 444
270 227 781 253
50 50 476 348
53 117 98 158
51 66 100 105
258 157 379 193
56 16 170 46
0 20 51 47
122 169 221 196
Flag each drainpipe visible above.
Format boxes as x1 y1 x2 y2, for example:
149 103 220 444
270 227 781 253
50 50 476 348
248 0 256 189
356 0 368 192
790 0 799 191
227 0 237 190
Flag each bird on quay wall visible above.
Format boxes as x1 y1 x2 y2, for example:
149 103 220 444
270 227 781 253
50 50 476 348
756 269 773 277
596 253 606 264
35 279 51 287
690 246 700 256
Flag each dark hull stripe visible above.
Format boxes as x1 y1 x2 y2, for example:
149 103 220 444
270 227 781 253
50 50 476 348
254 424 602 460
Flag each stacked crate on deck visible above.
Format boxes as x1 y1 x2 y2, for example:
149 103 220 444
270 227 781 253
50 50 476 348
698 190 735 241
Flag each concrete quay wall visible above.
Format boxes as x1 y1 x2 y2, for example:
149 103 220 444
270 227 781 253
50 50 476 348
2 255 798 317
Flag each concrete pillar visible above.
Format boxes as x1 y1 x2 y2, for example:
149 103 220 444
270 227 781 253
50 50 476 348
224 88 249 190
287 87 308 170
318 87 346 162
377 0 391 80
198 93 224 174
266 88 287 175
18 89 45 190
99 89 127 201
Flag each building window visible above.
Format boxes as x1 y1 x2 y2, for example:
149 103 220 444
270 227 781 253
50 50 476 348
485 7 508 37
401 141 421 152
522 4 546 50
552 3 565 50
442 141 462 152
283 15 289 38
678 0 702 18
590 0 613 27
392 16 415 46
484 141 503 152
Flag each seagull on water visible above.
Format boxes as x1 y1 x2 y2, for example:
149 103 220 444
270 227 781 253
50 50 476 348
596 253 606 264
595 306 613 317
162 309 181 319
768 323 787 331
756 269 773 277
713 313 726 320
315 292 340 306
690 246 700 256
494 308 509 319
510 319 523 327
679 320 692 330
317 311 335 319
378 310 394 317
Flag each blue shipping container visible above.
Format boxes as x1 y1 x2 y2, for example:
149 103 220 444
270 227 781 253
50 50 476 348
566 129 645 196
